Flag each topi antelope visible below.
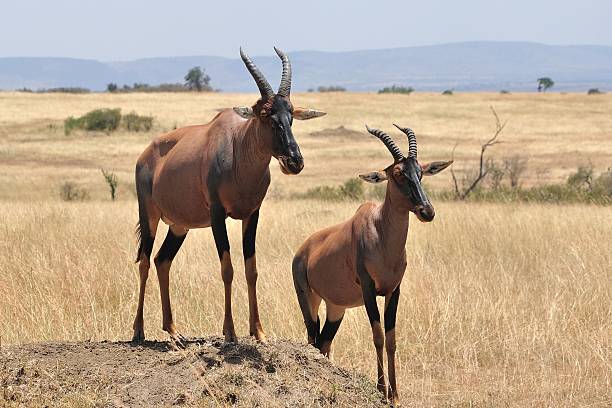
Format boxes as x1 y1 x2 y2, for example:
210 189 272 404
292 124 452 403
132 47 326 344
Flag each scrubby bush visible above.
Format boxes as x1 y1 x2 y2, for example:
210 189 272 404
378 85 414 94
59 182 89 201
63 117 81 135
587 88 603 95
101 169 118 201
123 112 153 132
504 155 528 188
593 167 612 196
38 87 91 94
567 165 594 190
114 82 208 93
107 83 118 92
299 178 364 201
297 166 612 205
438 165 612 205
65 108 154 134
500 90 510 94
317 85 346 92
64 108 121 135
442 89 454 95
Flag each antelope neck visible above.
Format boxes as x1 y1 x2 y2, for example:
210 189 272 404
375 182 410 255
233 118 274 184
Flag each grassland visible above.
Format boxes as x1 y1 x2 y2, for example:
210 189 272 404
1 92 611 406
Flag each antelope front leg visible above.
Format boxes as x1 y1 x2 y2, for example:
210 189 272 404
242 209 266 341
211 203 237 342
358 264 386 396
384 285 401 405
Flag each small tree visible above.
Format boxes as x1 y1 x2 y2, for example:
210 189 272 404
537 77 554 92
101 169 118 201
184 66 211 92
107 83 118 93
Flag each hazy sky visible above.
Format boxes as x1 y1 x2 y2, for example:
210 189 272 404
2 0 611 60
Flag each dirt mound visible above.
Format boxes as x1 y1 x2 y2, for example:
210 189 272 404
1 337 385 407
309 126 363 139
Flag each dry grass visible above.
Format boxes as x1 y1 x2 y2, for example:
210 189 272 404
1 200 610 406
1 92 611 406
1 91 611 200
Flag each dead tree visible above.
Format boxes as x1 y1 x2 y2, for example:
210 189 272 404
451 106 506 199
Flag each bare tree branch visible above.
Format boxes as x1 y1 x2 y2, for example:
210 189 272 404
454 106 506 200
450 142 461 198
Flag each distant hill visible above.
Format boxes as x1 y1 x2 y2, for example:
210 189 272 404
1 42 612 92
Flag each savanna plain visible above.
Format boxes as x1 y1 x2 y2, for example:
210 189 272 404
1 92 611 407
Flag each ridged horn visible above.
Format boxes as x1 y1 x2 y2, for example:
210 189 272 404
274 47 291 97
240 47 274 99
365 125 405 162
393 124 417 159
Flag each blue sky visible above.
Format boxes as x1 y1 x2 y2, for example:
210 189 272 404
2 0 611 60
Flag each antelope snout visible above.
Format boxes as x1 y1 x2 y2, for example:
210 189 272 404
279 152 304 175
414 205 435 222
286 155 304 174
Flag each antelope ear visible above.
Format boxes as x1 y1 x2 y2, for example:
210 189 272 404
421 160 453 176
359 171 388 183
233 106 255 119
293 107 327 120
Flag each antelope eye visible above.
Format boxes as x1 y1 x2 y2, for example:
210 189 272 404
393 167 407 184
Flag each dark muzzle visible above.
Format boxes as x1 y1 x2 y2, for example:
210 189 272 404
279 153 304 174
414 205 435 222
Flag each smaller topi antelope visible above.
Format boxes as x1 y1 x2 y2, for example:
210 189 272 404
292 124 452 403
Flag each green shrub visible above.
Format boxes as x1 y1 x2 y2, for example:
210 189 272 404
317 85 346 92
64 108 155 135
101 169 118 201
291 166 612 206
567 166 594 190
587 88 603 95
299 178 364 201
442 89 454 95
59 182 89 201
593 167 612 195
38 87 90 94
339 178 364 200
378 85 414 94
500 90 510 94
64 116 83 135
118 83 196 93
123 112 153 132
64 108 121 135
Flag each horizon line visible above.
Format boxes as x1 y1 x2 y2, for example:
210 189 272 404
1 40 612 63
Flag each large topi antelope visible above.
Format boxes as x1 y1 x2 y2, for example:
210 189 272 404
292 124 452 403
132 47 326 344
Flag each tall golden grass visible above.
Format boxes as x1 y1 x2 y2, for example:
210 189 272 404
1 200 610 406
1 92 611 406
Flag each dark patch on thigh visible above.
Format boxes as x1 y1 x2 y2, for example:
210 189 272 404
155 229 187 264
242 209 259 260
